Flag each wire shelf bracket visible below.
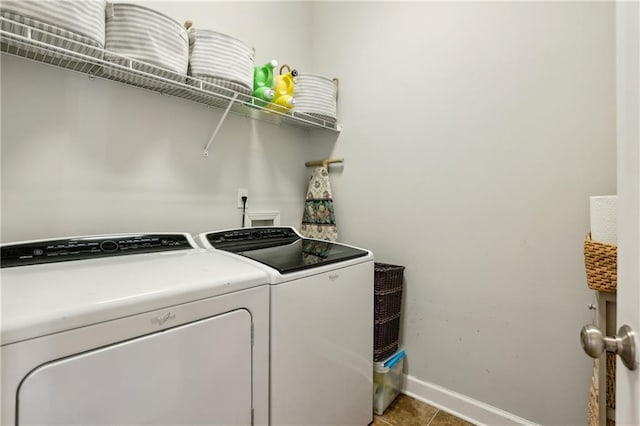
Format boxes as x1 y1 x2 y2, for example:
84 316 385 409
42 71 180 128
203 92 238 157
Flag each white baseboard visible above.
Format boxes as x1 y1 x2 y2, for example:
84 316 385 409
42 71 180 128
402 374 538 426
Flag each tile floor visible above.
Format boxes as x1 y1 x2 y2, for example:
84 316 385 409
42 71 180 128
373 394 475 426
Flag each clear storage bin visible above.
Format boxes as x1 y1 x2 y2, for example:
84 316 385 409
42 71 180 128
373 349 405 415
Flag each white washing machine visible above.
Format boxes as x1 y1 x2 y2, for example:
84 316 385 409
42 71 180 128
1 233 270 426
198 227 374 426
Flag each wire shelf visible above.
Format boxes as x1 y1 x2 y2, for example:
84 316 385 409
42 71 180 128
0 17 341 132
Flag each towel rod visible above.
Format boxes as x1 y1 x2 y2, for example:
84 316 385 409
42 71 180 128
305 158 344 169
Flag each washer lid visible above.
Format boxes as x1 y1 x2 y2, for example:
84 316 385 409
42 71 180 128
0 249 269 346
201 227 370 274
235 238 369 274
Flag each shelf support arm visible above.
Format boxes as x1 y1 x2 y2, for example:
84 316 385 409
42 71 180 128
203 93 239 157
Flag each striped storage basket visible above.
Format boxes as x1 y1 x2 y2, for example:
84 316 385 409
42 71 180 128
0 0 106 63
294 74 339 123
104 3 188 90
188 27 254 100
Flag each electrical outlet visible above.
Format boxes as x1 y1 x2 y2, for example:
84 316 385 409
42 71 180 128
237 188 249 209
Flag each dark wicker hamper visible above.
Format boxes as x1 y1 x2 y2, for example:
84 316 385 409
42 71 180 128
373 263 405 362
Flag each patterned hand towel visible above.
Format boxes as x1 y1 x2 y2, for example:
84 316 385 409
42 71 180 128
301 166 338 241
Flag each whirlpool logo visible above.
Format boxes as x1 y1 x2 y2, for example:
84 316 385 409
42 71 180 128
150 312 176 326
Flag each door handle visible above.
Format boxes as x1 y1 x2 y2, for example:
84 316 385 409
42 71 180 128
580 324 638 370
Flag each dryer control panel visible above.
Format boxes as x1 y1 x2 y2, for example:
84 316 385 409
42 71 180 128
1 234 194 268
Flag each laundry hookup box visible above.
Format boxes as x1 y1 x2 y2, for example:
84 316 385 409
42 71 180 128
373 349 405 415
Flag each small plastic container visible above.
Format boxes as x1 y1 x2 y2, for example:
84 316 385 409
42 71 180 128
373 349 405 415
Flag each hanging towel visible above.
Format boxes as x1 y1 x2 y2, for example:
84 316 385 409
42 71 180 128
301 166 338 241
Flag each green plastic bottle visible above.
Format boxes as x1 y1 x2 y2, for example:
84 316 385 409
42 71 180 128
253 60 277 106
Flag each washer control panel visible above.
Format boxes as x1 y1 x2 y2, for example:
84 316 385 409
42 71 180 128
1 234 194 268
206 227 299 251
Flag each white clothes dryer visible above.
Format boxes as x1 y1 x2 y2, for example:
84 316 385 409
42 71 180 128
198 227 374 426
1 233 270 426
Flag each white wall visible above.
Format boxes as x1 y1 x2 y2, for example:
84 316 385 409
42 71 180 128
309 2 616 425
1 1 317 242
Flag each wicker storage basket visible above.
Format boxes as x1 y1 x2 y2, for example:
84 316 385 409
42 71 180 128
587 360 599 426
584 233 617 293
607 352 616 411
586 354 617 426
374 263 405 362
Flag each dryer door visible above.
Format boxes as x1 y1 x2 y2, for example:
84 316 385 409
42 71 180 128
17 309 252 425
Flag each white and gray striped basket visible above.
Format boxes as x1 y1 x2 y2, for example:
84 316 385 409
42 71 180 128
0 0 106 61
104 2 188 90
188 28 254 97
294 74 339 123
